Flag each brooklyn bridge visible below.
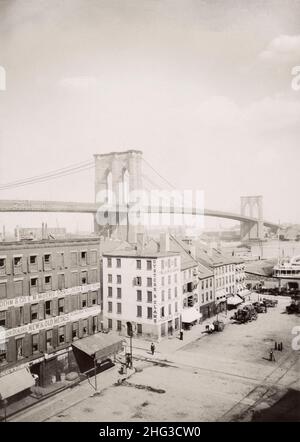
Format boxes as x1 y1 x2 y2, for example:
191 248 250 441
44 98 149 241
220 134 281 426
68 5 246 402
0 150 279 242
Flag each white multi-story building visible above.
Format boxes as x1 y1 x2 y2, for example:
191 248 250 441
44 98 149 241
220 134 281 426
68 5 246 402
102 240 181 340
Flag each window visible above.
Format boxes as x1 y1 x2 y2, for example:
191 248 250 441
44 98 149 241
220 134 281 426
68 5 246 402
175 302 178 313
117 275 122 284
161 306 165 318
161 260 164 270
46 330 53 350
206 280 208 289
206 293 208 302
147 277 152 287
168 275 171 284
108 274 112 283
174 258 177 267
82 319 88 336
58 326 65 344
30 255 37 264
91 291 97 305
168 304 171 315
175 287 178 298
210 291 213 300
108 287 112 297
137 290 142 302
161 277 165 286
44 254 51 264
161 290 165 302
168 289 171 299
0 311 6 327
14 256 22 266
107 258 112 268
147 307 153 319
45 275 52 285
117 320 122 331
146 260 152 270
108 301 112 313
174 274 177 283
202 294 204 303
116 258 121 268
117 287 122 299
137 324 142 334
210 279 212 287
168 259 171 268
81 271 87 285
31 304 38 322
72 323 79 340
31 277 38 287
45 300 52 317
136 260 141 269
147 291 152 303
58 298 64 315
16 338 24 360
0 258 5 268
137 305 142 317
14 280 22 297
81 251 87 261
136 276 142 286
117 303 122 314
32 334 39 353
201 281 204 290
81 293 87 308
108 318 112 330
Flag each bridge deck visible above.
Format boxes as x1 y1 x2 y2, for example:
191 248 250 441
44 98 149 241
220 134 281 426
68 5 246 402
0 200 279 228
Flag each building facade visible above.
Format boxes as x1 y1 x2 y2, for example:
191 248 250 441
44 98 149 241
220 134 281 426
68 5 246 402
0 237 101 386
102 247 182 340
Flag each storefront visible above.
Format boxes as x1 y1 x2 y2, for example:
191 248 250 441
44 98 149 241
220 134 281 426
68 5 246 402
181 307 202 330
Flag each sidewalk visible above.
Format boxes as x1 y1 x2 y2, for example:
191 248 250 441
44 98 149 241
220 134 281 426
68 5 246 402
8 364 135 422
127 311 231 361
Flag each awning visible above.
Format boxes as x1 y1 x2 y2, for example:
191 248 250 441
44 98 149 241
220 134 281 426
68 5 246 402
227 295 243 306
0 368 35 400
72 333 124 363
215 290 227 304
182 307 202 323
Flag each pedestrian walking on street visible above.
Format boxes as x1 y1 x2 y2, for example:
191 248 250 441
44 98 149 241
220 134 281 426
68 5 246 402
150 342 155 356
180 328 184 341
269 349 275 362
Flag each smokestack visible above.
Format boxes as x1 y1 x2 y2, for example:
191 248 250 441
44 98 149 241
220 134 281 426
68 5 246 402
42 223 45 240
189 245 196 258
136 233 146 255
160 233 170 253
2 225 5 242
15 225 20 241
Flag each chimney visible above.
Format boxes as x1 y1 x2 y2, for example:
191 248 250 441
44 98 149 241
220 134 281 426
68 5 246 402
15 225 20 241
189 245 196 258
42 222 45 240
136 233 146 255
2 225 5 242
160 233 170 253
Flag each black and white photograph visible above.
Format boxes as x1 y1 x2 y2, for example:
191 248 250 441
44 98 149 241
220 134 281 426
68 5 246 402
0 0 299 427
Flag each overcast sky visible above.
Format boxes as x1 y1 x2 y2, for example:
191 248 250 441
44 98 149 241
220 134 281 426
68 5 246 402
0 0 300 232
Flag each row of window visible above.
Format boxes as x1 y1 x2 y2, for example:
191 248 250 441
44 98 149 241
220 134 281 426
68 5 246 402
200 278 213 290
0 291 98 328
215 265 235 275
106 257 178 270
0 250 98 276
0 316 99 366
215 275 235 287
0 269 98 300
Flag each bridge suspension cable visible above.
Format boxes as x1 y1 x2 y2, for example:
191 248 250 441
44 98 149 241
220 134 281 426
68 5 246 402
0 160 94 191
142 158 176 190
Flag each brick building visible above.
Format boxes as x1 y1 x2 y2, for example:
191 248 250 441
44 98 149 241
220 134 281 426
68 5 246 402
0 237 102 387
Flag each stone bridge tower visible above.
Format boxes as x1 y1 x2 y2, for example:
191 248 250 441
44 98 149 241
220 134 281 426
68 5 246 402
240 195 264 241
94 150 143 241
